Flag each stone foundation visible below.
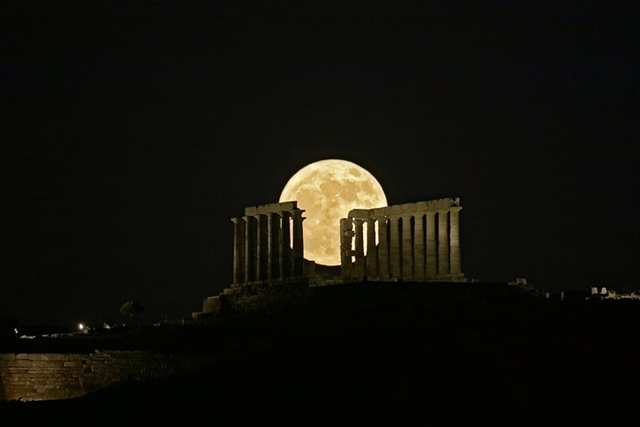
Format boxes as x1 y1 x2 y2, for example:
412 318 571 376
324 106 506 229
196 278 313 321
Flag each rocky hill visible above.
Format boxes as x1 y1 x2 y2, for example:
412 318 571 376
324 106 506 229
2 282 639 423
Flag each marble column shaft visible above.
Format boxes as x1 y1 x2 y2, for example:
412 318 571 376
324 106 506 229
255 214 268 281
279 211 291 278
231 217 245 284
437 210 450 277
340 218 355 278
354 219 365 277
267 213 280 280
291 209 305 277
449 207 462 276
425 212 437 279
243 216 257 282
401 215 413 279
376 217 389 278
388 216 401 278
413 214 425 280
366 218 377 277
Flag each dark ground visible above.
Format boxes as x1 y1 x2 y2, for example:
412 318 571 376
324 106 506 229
2 282 639 424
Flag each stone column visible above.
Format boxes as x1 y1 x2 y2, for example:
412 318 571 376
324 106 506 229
354 218 365 278
231 217 245 284
268 212 280 280
365 217 377 278
426 211 437 279
243 215 257 282
413 213 425 280
279 211 291 279
401 214 413 279
437 210 450 278
388 215 401 278
376 216 389 278
449 207 462 277
255 214 268 281
291 209 305 277
340 218 355 278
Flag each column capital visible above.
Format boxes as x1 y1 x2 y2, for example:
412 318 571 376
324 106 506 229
374 216 388 228
291 209 305 222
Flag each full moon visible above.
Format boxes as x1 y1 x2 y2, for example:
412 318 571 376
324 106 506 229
279 159 388 266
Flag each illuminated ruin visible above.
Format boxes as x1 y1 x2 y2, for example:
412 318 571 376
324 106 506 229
197 197 467 318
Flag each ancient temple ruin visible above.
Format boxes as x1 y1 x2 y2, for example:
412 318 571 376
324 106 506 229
229 201 307 285
196 197 465 319
229 197 466 285
340 198 465 282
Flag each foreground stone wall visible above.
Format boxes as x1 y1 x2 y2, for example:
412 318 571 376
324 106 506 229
0 350 217 401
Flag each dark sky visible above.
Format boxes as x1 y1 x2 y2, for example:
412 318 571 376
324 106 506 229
2 1 639 326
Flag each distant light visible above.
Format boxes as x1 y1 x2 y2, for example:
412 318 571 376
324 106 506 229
14 328 18 335
78 323 84 331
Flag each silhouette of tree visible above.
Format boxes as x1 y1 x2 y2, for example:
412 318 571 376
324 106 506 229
119 301 144 326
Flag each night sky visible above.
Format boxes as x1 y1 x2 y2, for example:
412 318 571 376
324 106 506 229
2 1 638 327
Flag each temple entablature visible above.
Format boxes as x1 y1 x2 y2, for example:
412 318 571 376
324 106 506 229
245 201 298 215
348 197 461 218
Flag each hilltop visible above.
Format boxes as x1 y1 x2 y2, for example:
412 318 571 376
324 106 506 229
2 281 639 423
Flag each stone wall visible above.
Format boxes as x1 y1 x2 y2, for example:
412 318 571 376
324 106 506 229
0 350 217 401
